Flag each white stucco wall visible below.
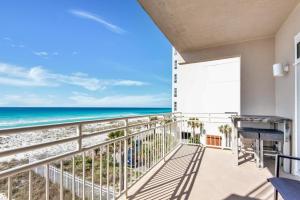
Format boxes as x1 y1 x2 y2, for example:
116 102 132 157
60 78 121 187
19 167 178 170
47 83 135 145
275 2 300 166
275 3 300 119
176 38 276 115
176 57 240 114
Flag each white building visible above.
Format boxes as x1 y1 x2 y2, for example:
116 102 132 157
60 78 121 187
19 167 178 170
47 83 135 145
172 48 241 114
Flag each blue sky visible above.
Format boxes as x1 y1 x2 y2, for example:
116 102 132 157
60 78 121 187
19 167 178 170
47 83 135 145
0 0 171 107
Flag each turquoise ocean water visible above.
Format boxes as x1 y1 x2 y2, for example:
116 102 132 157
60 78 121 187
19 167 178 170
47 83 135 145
0 107 171 129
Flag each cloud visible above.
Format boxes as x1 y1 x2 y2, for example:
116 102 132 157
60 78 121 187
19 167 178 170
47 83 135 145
33 51 49 57
72 51 78 55
69 9 125 34
0 94 55 106
3 37 11 41
0 62 147 91
69 93 171 107
112 80 147 86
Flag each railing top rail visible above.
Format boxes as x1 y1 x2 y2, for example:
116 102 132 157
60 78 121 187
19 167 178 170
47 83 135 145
180 112 238 115
0 112 174 134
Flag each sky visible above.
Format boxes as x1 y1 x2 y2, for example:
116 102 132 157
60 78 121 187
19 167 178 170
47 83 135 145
0 0 172 108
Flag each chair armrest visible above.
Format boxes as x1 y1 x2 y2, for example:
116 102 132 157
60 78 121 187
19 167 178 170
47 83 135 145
275 154 300 177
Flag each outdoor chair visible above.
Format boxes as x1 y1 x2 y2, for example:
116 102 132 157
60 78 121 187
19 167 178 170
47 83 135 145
268 154 300 200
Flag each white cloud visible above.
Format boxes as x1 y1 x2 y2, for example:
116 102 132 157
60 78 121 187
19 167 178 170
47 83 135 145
33 51 49 57
69 9 125 34
3 37 11 41
112 80 147 86
0 62 147 91
69 93 171 107
0 94 55 106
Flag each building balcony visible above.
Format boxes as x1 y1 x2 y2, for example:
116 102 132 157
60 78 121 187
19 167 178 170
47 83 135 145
0 113 295 200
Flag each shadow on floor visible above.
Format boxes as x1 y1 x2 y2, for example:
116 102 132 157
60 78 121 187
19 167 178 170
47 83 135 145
222 181 274 200
128 145 205 200
223 194 260 200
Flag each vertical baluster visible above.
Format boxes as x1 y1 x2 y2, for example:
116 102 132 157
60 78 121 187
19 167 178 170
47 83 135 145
7 176 12 200
124 119 128 198
60 160 64 200
142 134 145 173
134 135 137 180
138 135 141 177
118 141 121 196
163 121 166 160
29 170 32 200
144 132 148 172
154 128 157 164
158 128 160 160
100 148 103 200
113 142 116 199
161 127 163 159
82 152 85 200
147 132 150 169
45 164 49 200
92 150 95 200
151 131 153 167
107 144 109 200
146 133 148 171
150 132 152 166
130 137 133 184
145 133 148 170
144 133 146 171
72 156 75 200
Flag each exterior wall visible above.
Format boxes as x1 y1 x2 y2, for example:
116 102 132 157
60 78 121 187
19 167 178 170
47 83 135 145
275 3 300 119
275 2 300 167
173 38 276 115
174 57 240 114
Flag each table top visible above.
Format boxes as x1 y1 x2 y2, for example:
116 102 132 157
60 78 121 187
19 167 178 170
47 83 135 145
237 127 284 134
231 115 292 124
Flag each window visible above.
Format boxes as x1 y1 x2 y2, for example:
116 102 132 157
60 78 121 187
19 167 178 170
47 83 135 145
174 74 177 83
174 60 177 69
174 101 177 111
174 88 177 97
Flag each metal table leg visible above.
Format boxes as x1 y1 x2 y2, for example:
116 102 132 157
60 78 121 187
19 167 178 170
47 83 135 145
255 138 260 167
260 139 264 168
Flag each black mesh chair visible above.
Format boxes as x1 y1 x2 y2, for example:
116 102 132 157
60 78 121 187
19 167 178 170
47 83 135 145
268 155 300 200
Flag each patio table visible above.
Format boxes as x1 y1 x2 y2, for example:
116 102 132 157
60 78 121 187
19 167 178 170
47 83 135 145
231 115 292 171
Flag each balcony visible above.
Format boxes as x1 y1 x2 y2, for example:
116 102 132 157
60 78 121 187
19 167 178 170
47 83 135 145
0 113 285 200
128 145 276 200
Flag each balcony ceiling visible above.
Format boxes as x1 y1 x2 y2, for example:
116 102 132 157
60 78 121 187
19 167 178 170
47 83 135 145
138 0 300 52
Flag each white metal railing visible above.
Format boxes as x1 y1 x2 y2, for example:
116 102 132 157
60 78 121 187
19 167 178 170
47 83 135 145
0 113 181 200
0 112 236 200
179 112 236 148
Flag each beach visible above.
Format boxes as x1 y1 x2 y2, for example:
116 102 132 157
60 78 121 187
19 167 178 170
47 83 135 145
0 107 170 163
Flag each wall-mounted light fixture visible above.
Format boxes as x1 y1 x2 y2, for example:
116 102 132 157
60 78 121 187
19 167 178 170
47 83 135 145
273 63 289 77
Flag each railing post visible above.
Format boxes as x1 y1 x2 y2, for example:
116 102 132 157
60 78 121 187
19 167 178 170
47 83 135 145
124 119 128 198
77 124 82 151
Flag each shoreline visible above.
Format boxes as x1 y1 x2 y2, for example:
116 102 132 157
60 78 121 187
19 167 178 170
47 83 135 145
0 107 171 129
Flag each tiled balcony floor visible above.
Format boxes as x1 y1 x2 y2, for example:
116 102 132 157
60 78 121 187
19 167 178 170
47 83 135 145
127 145 277 200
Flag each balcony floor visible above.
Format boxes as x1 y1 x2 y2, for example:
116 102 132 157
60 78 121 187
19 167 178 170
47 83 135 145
128 144 277 200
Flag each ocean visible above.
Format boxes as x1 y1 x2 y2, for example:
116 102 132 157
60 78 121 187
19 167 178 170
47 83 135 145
0 107 171 129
